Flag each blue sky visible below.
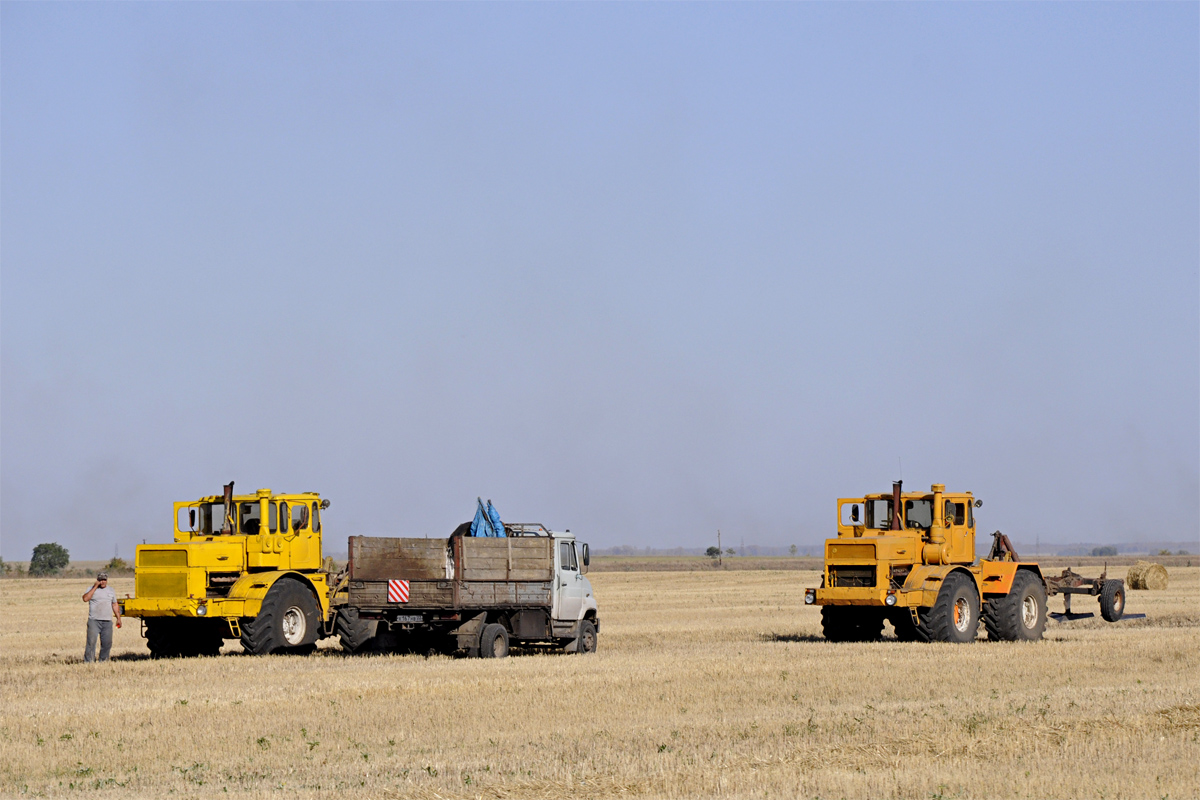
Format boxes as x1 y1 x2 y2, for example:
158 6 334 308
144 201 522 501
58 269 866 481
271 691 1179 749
2 3 1197 559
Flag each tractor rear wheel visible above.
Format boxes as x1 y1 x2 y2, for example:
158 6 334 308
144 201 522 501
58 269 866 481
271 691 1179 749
982 570 1046 641
241 579 321 655
1099 579 1125 622
916 572 980 643
334 608 379 654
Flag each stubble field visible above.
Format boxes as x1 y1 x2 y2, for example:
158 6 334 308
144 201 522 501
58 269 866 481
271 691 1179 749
1 568 1197 799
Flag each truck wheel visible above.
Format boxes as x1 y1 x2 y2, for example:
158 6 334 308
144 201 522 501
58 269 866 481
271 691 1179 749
241 579 320 655
479 623 510 658
576 620 598 654
1100 579 1125 622
982 570 1046 641
334 608 379 654
917 572 979 643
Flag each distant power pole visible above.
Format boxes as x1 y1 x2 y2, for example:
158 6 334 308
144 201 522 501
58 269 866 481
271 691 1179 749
717 529 722 567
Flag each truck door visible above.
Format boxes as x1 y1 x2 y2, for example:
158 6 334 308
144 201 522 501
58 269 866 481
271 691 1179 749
555 540 585 621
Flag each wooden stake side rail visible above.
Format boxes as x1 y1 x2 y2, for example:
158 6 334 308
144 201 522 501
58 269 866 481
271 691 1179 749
346 535 555 610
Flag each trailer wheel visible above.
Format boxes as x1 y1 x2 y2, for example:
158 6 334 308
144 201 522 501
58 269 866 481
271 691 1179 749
241 579 320 655
982 570 1046 641
479 623 510 658
1100 579 1125 622
918 572 979 643
576 620 598 654
334 608 379 654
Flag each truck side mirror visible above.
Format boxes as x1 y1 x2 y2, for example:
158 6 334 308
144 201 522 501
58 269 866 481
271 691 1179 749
188 509 196 530
974 499 983 508
850 505 860 523
582 543 590 567
296 505 310 532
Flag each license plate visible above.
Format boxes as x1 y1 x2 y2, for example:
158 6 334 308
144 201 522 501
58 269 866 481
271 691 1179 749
393 614 423 624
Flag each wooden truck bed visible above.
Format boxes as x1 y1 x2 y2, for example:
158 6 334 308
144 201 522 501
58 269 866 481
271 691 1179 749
346 535 554 610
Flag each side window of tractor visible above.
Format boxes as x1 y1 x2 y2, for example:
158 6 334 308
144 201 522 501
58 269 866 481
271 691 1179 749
311 502 321 533
291 503 305 532
268 502 278 533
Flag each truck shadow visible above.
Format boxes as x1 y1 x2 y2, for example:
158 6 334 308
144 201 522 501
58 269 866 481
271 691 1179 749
761 633 826 643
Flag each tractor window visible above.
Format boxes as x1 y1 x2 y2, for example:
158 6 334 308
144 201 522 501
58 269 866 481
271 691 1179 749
311 502 321 533
866 500 893 529
947 502 966 525
268 502 278 533
904 500 932 529
199 502 227 535
968 504 974 528
291 503 305 532
240 502 262 536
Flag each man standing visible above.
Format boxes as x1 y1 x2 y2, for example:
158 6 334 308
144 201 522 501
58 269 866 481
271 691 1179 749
82 572 122 662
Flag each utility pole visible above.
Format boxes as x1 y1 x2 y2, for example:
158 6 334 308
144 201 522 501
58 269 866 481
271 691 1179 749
717 529 722 567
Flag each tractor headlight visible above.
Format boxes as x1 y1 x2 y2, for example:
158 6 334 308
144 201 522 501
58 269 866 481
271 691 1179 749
197 604 208 616
885 593 897 606
804 589 816 605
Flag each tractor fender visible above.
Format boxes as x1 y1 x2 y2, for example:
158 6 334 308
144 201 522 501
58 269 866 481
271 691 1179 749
902 565 979 606
226 571 325 620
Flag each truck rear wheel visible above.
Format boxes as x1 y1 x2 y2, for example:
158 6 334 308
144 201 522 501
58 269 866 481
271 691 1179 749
917 572 979 643
241 579 320 655
982 570 1046 641
1099 579 1125 622
479 623 510 658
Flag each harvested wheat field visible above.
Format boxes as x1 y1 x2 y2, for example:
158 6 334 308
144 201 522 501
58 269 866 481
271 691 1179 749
1 569 1198 800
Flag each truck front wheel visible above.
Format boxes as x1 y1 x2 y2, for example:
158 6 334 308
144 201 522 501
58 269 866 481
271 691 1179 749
241 579 320 655
576 620 598 654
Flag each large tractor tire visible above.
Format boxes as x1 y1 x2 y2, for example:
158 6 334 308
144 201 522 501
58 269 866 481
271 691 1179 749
241 579 321 655
821 606 884 642
915 571 980 643
982 569 1047 641
146 619 224 658
1099 579 1126 622
334 608 379 654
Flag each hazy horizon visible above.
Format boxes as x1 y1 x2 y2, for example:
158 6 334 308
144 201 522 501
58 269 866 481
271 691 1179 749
3 3 1197 560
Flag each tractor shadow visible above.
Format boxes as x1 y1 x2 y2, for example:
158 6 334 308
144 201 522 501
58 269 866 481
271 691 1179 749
760 632 826 643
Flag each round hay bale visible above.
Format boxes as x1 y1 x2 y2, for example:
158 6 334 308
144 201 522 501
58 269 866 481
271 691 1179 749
1126 560 1169 590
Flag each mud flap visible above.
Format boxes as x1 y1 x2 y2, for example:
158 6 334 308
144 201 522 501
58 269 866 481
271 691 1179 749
453 612 488 653
562 621 582 652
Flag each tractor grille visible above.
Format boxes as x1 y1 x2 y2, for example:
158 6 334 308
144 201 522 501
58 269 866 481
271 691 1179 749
829 565 876 588
138 550 187 567
137 572 188 598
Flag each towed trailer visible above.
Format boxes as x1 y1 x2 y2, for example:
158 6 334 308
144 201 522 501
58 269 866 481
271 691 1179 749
1045 567 1133 622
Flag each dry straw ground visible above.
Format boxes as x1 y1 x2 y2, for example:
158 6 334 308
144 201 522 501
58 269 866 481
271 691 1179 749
1 567 1197 799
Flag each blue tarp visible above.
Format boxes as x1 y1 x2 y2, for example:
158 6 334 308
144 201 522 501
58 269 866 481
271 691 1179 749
469 497 506 537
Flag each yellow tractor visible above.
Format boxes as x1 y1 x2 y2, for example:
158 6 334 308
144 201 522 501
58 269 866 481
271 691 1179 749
122 482 332 656
804 482 1048 642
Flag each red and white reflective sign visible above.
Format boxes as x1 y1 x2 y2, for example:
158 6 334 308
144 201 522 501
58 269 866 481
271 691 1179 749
387 579 410 603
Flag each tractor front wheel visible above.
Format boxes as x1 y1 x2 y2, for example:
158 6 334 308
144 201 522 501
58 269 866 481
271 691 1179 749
917 572 980 643
241 579 321 655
